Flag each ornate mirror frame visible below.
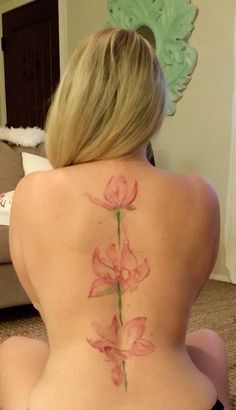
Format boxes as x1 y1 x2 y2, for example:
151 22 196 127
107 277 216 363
107 0 198 116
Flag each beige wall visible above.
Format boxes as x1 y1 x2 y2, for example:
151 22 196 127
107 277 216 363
66 0 108 57
0 11 2 126
152 0 235 281
0 80 2 125
0 0 33 14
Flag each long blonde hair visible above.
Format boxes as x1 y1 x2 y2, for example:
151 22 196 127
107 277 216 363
45 28 166 167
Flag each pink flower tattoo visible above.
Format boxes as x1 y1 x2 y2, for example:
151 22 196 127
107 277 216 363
88 240 150 298
87 315 155 387
86 175 152 391
87 175 137 211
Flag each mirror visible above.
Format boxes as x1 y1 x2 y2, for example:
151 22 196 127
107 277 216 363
107 0 198 115
137 26 156 49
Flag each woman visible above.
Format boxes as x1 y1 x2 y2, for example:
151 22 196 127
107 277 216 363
0 28 231 409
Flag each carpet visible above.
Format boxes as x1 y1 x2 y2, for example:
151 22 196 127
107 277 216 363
0 279 235 408
188 279 236 409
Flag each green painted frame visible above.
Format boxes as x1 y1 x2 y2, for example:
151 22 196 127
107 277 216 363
107 0 198 115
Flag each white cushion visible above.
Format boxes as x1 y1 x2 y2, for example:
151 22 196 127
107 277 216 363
22 152 53 175
0 191 14 225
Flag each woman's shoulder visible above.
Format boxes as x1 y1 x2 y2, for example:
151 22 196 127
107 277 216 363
14 168 67 201
13 166 219 224
150 169 220 248
157 169 218 204
177 172 219 219
152 169 218 207
11 169 66 225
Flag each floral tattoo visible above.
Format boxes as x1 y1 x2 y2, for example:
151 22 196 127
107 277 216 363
86 175 155 390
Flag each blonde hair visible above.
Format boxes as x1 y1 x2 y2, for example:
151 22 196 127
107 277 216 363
45 28 166 168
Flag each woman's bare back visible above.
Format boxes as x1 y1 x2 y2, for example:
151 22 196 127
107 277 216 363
10 156 219 409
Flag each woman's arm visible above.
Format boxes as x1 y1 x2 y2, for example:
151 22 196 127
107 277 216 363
9 174 42 309
190 174 220 303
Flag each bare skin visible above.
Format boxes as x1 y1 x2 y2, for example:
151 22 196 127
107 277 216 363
1 149 228 410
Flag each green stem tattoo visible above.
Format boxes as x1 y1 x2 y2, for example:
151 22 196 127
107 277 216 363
115 208 128 391
115 209 123 327
116 282 123 327
116 208 121 247
122 361 128 392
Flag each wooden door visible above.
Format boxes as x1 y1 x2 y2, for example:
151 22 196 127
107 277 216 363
2 0 60 128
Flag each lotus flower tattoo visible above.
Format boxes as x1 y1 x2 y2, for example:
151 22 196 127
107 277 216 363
87 315 155 386
86 175 154 390
87 175 137 211
89 240 150 298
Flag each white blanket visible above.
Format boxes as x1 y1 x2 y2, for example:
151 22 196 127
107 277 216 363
0 127 45 147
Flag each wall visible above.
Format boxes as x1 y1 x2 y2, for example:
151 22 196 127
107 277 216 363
0 0 33 14
66 0 108 57
152 0 235 282
0 14 2 125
